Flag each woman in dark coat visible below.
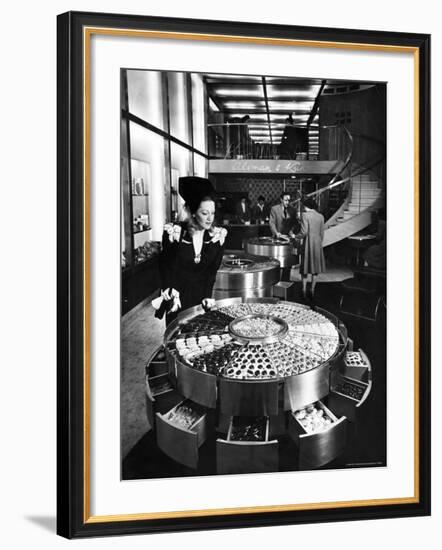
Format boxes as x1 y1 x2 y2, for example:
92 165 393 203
297 197 326 298
155 177 227 323
363 209 386 270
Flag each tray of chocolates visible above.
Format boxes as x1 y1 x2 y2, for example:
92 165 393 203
192 344 240 375
230 416 267 442
165 299 346 382
166 400 206 430
284 330 339 361
175 333 237 366
179 311 232 334
218 303 254 319
266 341 322 376
344 351 368 368
333 378 367 401
221 344 277 380
293 403 335 434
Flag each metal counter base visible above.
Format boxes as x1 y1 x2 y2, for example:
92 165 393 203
139 298 376 475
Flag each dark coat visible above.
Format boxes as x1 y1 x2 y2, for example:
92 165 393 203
251 203 269 223
235 202 252 224
159 223 226 313
298 210 326 275
363 220 386 270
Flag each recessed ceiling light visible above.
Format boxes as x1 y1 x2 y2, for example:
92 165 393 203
266 86 321 98
267 101 314 110
224 102 258 109
215 88 262 97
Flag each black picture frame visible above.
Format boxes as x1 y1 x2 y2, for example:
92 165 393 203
57 10 431 539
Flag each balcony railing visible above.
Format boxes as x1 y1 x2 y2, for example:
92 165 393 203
207 122 339 161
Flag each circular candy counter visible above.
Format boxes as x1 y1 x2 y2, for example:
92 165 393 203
244 236 298 268
145 298 373 473
213 253 280 299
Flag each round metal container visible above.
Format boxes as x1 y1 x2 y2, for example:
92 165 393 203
229 314 289 345
213 253 280 300
244 236 296 268
163 298 348 412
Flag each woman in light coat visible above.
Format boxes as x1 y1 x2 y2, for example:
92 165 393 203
297 197 326 298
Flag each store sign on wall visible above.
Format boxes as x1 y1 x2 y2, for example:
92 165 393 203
209 159 344 174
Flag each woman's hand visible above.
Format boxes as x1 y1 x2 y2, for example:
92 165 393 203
162 288 181 312
202 298 216 310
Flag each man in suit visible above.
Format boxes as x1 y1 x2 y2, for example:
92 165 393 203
235 196 252 224
252 195 269 224
269 192 298 281
269 192 297 238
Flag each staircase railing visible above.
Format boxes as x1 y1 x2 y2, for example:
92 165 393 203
301 130 385 224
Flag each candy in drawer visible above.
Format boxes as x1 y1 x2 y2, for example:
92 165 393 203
216 416 278 474
288 401 347 469
156 400 212 469
342 349 371 383
145 374 181 430
328 374 372 423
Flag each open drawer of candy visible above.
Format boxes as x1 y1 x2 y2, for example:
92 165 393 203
288 401 347 468
216 416 279 474
327 373 372 423
342 349 371 383
145 372 182 429
229 416 269 442
155 399 212 469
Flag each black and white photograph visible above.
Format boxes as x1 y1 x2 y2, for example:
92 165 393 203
120 69 387 480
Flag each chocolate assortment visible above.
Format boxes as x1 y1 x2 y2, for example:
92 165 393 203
334 379 366 401
218 303 253 319
175 333 235 367
230 416 266 441
192 344 240 375
266 341 321 376
167 401 205 430
294 403 335 433
246 302 276 316
232 316 282 339
285 330 339 360
344 351 368 368
222 344 277 379
179 310 234 334
166 300 343 381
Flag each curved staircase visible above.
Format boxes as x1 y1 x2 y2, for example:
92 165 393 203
323 172 384 247
303 126 385 248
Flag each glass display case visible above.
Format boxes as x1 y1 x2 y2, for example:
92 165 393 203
121 68 209 313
